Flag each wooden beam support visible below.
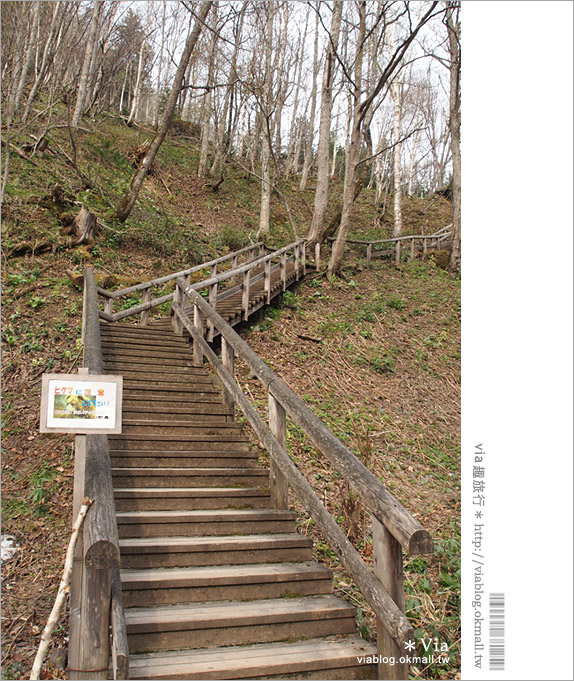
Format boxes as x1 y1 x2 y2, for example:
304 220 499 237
242 270 251 321
221 337 235 419
264 260 271 304
367 244 373 269
193 304 204 366
207 282 218 342
140 287 151 326
280 253 287 291
373 517 408 680
269 394 289 509
315 243 321 271
395 241 401 266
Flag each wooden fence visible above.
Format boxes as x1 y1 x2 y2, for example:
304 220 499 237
329 225 453 267
68 268 128 680
96 242 267 323
171 278 433 681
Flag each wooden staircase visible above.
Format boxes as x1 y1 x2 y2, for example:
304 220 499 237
101 322 377 680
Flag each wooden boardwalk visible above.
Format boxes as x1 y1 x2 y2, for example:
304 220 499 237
69 247 432 680
101 323 377 680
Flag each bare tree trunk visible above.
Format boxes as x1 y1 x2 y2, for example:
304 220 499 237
12 2 40 120
299 9 320 191
446 1 461 274
115 1 213 222
72 1 103 128
153 1 167 128
22 2 64 124
328 1 366 278
284 8 309 178
391 80 403 237
328 1 439 276
127 5 150 126
306 0 343 244
198 5 219 178
258 2 275 235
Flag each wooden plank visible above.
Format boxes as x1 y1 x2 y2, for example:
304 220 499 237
128 637 377 680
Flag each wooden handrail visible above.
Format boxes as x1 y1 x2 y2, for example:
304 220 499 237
96 242 265 300
101 239 305 324
175 279 431 555
330 230 452 246
69 268 126 680
172 299 416 652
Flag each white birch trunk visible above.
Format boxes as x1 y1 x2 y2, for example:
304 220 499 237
72 1 103 128
258 2 275 234
307 0 343 242
299 9 320 191
391 80 403 238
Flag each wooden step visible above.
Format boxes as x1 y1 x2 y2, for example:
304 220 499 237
99 334 190 349
115 487 271 513
120 423 241 437
118 372 216 385
110 453 259 470
128 636 377 680
121 561 332 606
122 392 226 405
112 466 267 489
125 595 356 653
101 341 193 358
103 362 203 376
116 508 295 538
109 438 250 452
119 532 311 568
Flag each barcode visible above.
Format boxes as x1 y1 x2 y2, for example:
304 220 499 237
489 592 505 671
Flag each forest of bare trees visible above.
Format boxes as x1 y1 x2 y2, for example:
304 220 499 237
1 0 460 273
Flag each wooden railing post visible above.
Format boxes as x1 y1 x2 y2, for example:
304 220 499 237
280 253 287 291
367 244 373 269
423 237 428 254
410 238 415 262
104 297 113 318
173 283 184 336
211 264 217 278
140 287 151 325
69 367 89 679
315 243 321 270
395 241 401 266
264 260 271 304
372 516 408 680
207 282 218 342
301 241 306 276
193 304 204 367
242 270 251 321
294 244 300 280
221 337 235 420
268 394 288 509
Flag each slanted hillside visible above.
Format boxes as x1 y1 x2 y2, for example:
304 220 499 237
1 117 458 680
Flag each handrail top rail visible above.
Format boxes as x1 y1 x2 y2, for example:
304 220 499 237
330 229 452 246
184 238 305 293
96 242 266 300
176 276 432 555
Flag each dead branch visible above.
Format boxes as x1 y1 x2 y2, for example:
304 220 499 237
29 498 93 681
